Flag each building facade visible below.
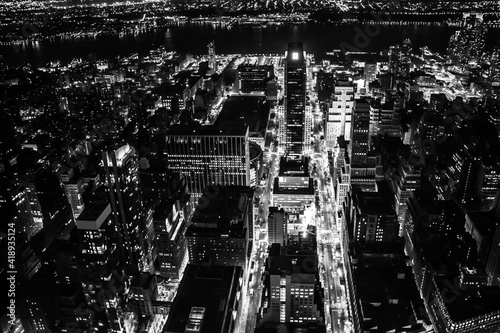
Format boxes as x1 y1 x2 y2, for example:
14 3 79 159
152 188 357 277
165 125 250 205
284 42 307 158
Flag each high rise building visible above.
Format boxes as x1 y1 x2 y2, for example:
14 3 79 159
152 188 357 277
336 164 351 209
77 202 117 268
332 139 352 209
102 144 152 272
303 104 313 156
448 13 487 65
267 254 321 324
164 264 243 333
277 102 287 154
351 184 399 245
16 239 42 285
272 157 314 216
284 42 307 158
0 181 37 241
392 157 421 235
364 62 378 86
76 201 123 332
447 143 494 209
488 43 500 85
389 40 412 78
379 101 401 138
165 125 250 204
128 273 158 316
237 64 274 93
185 185 253 268
350 99 371 166
17 162 47 239
481 164 500 211
57 285 90 332
19 295 52 332
326 80 354 148
316 70 334 104
140 163 188 206
60 168 86 219
152 174 191 279
486 190 500 286
207 40 215 73
268 207 287 245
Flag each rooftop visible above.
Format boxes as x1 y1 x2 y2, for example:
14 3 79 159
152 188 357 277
353 182 395 215
435 277 500 322
268 255 317 283
186 186 252 238
76 201 110 230
166 124 248 137
164 264 242 333
214 96 269 137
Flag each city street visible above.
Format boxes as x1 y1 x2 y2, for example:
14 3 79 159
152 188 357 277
236 149 280 333
313 136 352 333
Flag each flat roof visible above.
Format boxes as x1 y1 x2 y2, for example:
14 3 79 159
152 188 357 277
166 125 248 137
164 264 242 333
77 201 110 223
187 186 251 238
214 96 269 136
269 255 317 283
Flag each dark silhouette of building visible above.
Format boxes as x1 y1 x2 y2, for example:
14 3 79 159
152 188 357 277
102 144 153 272
164 264 243 333
185 185 253 268
284 42 307 159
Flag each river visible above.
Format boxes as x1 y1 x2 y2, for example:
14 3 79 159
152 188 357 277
0 21 497 67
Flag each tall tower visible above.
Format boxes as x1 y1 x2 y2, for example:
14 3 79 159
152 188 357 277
17 164 47 239
102 144 152 272
0 182 37 241
393 158 421 235
268 207 287 245
284 42 306 159
350 99 371 166
76 201 125 331
326 79 354 148
207 40 215 74
268 255 320 323
486 188 500 286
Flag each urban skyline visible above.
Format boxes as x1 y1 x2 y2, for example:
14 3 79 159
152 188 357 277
1 2 500 333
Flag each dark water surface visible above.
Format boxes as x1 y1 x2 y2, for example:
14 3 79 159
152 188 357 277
1 21 496 67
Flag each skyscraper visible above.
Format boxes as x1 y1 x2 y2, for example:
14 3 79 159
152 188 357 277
17 162 46 239
268 207 287 245
0 182 37 241
350 99 371 166
185 185 253 268
486 190 500 286
165 125 250 204
351 185 399 245
392 157 421 235
61 168 86 219
76 201 123 332
284 42 307 159
164 264 243 333
207 40 215 73
237 64 274 93
448 13 487 65
152 172 191 279
102 144 152 272
326 79 354 148
268 254 321 324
